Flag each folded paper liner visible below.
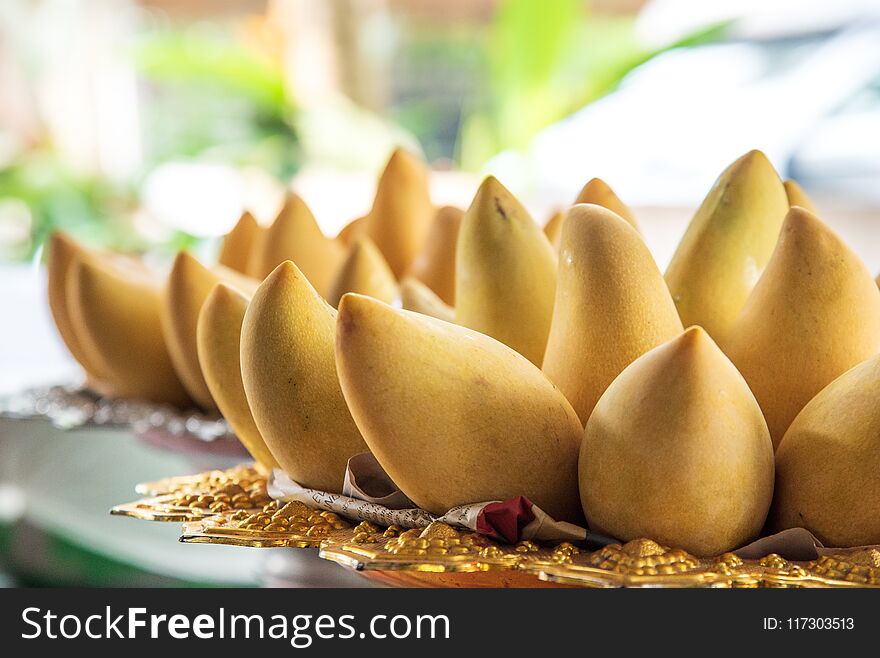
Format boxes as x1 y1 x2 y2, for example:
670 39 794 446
268 452 852 561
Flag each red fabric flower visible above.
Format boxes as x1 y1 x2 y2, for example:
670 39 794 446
476 496 536 543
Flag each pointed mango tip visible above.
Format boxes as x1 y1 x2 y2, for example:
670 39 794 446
277 193 310 218
49 230 75 250
171 250 202 275
233 211 257 229
340 290 395 316
574 177 616 203
709 150 783 199
266 259 301 284
778 205 845 257
171 251 214 289
338 290 369 311
565 203 635 238
373 149 428 199
336 292 385 338
673 325 718 357
782 204 823 233
661 325 721 370
348 235 372 254
783 180 816 212
388 145 412 160
71 251 132 293
201 284 235 325
465 176 524 226
47 230 82 264
478 174 504 194
70 253 93 279
345 236 389 267
473 175 518 210
205 282 242 309
543 209 565 239
259 259 324 305
568 202 617 221
681 324 709 342
572 179 640 233
384 147 424 174
738 149 771 167
728 148 778 179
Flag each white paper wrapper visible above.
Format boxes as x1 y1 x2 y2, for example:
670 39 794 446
268 453 588 543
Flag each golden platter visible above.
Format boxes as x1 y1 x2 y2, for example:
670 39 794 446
134 463 266 496
113 466 880 588
530 538 880 588
180 500 352 549
112 463 271 521
319 520 571 588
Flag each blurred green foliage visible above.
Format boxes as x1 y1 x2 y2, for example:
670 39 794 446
134 28 300 179
0 3 726 260
457 0 726 169
0 152 207 260
0 154 138 260
388 28 483 164
0 25 299 260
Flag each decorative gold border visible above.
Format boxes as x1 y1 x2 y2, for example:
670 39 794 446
111 496 218 522
320 521 543 575
528 539 880 588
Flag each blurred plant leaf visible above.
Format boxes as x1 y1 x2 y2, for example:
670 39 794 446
133 27 300 179
2 26 302 261
459 0 730 169
0 154 137 258
487 0 582 151
134 31 287 112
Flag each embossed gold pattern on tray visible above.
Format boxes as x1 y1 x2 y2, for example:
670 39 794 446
180 500 351 548
528 539 880 588
112 464 271 521
113 468 880 588
134 463 266 496
321 521 542 574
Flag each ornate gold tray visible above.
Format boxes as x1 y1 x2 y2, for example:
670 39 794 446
530 539 880 588
134 464 266 496
319 523 880 588
319 520 568 588
113 467 880 588
180 500 352 549
112 464 271 521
